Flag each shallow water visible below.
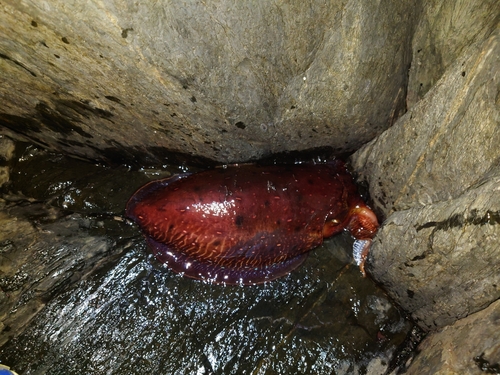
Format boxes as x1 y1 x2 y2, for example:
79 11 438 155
0 142 412 374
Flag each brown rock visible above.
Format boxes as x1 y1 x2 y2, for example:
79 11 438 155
406 299 500 375
407 0 500 108
351 28 500 330
368 171 500 330
352 29 500 218
0 0 416 164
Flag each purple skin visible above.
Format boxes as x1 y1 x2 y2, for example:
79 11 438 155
126 160 379 285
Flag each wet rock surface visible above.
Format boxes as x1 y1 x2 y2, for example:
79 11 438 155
0 142 138 348
0 0 415 164
0 141 412 374
0 246 411 375
0 205 114 348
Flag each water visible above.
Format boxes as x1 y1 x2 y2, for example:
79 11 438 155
0 141 412 374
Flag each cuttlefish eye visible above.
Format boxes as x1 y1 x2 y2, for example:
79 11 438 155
322 217 348 238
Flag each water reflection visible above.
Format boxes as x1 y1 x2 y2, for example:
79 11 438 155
1 235 410 374
0 142 411 374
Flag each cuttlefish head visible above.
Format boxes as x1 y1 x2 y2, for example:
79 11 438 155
346 205 379 240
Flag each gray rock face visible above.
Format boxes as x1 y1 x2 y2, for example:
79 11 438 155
351 30 500 330
0 0 415 164
369 172 500 329
407 0 500 108
405 299 500 375
352 30 500 218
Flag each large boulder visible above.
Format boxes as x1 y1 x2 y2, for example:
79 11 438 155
351 29 500 330
0 0 416 164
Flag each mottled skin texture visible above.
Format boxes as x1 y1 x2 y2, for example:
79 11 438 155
126 161 378 285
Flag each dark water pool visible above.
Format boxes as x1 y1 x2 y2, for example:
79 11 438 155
0 142 412 374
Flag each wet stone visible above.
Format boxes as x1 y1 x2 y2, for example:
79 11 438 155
0 140 412 374
1 241 411 374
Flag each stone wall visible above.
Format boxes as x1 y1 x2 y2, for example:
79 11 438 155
0 0 416 164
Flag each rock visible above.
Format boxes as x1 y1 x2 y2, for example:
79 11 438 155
0 0 416 164
352 29 500 218
350 28 500 330
0 241 412 374
407 0 500 108
0 167 9 188
0 202 114 347
369 171 500 330
405 298 500 375
0 136 15 187
0 136 15 161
